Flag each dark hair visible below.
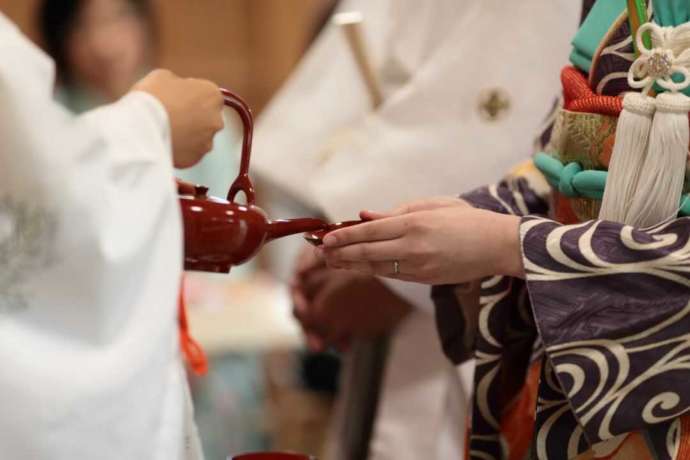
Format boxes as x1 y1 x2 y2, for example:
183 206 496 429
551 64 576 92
38 0 153 83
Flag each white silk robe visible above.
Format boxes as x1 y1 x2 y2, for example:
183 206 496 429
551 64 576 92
253 1 580 459
0 13 201 460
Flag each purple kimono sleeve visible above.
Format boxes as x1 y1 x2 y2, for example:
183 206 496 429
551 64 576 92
461 177 550 216
433 177 548 365
521 215 690 445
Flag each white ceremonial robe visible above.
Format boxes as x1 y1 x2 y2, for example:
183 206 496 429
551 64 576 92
0 14 201 460
253 1 580 459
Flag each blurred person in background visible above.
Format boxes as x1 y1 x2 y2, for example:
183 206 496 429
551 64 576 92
253 1 581 459
39 0 153 111
38 0 240 199
0 7 224 459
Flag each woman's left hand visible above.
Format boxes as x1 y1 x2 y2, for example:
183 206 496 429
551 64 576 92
320 205 524 285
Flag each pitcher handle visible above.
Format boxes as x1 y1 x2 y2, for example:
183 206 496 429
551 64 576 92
221 88 256 204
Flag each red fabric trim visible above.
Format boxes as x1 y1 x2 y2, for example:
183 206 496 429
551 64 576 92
677 415 690 459
502 362 540 460
178 274 209 376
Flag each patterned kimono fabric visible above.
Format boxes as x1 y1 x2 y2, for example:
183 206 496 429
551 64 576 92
433 1 690 459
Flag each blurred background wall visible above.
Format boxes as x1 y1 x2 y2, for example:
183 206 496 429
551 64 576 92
0 0 336 113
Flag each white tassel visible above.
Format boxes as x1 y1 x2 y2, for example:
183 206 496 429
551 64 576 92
626 92 690 227
599 93 656 223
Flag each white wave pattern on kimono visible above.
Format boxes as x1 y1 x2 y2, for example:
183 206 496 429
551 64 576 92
0 14 201 460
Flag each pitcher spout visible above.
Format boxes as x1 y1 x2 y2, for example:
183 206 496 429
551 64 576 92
267 218 328 241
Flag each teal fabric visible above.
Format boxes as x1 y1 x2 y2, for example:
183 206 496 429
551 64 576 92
653 0 690 26
682 195 690 215
533 153 690 214
569 0 690 74
570 0 690 93
570 0 627 73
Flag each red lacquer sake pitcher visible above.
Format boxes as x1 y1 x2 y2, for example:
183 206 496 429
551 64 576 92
178 88 329 273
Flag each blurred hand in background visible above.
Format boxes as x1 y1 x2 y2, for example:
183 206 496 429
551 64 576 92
291 244 411 352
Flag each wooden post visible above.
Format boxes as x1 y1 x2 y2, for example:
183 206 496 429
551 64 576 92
333 11 384 109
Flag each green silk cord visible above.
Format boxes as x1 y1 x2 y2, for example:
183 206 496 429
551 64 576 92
532 153 690 216
628 0 650 54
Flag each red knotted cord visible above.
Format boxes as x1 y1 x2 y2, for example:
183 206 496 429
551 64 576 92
561 66 623 116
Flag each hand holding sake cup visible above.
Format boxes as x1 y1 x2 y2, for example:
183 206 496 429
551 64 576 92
318 197 525 285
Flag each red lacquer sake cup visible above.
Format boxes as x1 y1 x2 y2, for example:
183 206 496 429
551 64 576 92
303 220 366 246
230 453 316 460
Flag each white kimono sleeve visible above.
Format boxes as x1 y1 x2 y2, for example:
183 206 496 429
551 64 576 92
0 14 194 460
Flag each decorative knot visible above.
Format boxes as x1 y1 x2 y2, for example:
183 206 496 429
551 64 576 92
559 162 583 197
629 22 690 94
647 49 673 78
